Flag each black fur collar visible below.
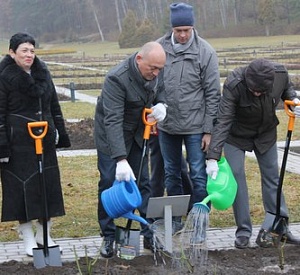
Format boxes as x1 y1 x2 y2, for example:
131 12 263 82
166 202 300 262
0 55 48 98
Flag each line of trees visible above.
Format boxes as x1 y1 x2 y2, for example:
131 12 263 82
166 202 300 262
0 0 299 44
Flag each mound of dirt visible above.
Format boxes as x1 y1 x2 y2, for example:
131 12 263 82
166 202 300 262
64 118 95 150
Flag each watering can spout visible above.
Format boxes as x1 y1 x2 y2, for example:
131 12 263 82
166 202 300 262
122 212 149 225
194 203 210 213
193 200 211 213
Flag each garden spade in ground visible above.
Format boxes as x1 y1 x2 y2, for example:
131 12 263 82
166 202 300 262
267 100 300 247
261 100 300 271
27 121 62 269
102 178 149 260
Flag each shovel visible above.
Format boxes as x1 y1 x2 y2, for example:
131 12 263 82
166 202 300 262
27 121 62 268
268 100 299 246
115 108 156 260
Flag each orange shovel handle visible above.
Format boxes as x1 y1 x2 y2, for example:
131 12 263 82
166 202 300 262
284 100 299 131
27 121 48 155
142 108 157 140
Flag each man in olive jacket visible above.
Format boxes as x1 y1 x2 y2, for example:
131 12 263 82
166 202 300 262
94 42 167 258
206 59 300 249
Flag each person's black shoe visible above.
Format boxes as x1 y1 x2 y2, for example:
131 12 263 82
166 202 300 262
143 237 154 252
144 236 164 252
282 231 300 245
100 239 114 258
234 236 250 249
256 229 274 248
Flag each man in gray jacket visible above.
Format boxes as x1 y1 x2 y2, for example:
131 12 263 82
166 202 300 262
206 59 300 249
156 2 220 224
94 42 167 258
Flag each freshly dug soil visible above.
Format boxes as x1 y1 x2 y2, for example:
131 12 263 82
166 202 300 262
64 118 95 150
2 245 300 274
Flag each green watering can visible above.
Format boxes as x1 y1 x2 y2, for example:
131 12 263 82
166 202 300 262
195 156 238 212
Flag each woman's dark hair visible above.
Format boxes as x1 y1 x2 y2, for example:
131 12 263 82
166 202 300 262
9 32 35 52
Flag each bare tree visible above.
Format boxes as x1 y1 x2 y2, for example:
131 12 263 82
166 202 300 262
143 0 148 19
258 0 276 36
218 0 228 29
233 0 242 25
115 0 122 33
88 0 105 41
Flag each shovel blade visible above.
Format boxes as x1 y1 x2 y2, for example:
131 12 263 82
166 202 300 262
33 245 62 269
115 226 140 259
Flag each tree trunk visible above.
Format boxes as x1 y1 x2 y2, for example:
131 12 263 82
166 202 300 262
219 0 227 29
265 24 270 36
114 0 122 33
89 0 105 41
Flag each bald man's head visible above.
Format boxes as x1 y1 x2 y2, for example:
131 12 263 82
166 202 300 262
136 42 166 80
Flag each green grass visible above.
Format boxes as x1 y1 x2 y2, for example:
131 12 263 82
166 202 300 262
77 90 101 97
207 35 300 50
46 41 139 58
60 101 96 120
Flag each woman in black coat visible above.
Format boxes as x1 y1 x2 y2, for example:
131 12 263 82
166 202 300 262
0 33 70 256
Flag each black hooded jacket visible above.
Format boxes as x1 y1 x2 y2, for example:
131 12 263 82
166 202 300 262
207 62 297 160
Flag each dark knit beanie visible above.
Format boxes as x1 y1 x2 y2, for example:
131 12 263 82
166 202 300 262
245 59 275 94
9 32 35 52
170 3 194 27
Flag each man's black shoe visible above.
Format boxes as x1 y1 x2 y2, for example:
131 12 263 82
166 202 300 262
143 237 154 252
100 239 114 258
256 229 273 248
234 236 250 249
282 231 300 245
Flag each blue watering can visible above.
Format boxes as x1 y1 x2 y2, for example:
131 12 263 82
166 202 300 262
194 157 238 212
101 178 148 225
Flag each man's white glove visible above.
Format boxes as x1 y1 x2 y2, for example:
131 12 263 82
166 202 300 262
293 98 300 117
0 157 9 163
293 98 300 105
294 106 300 117
147 103 167 122
115 159 136 182
206 159 219 180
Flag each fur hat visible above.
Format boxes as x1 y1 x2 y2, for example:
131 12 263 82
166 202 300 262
245 59 275 94
9 33 35 52
170 3 194 27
